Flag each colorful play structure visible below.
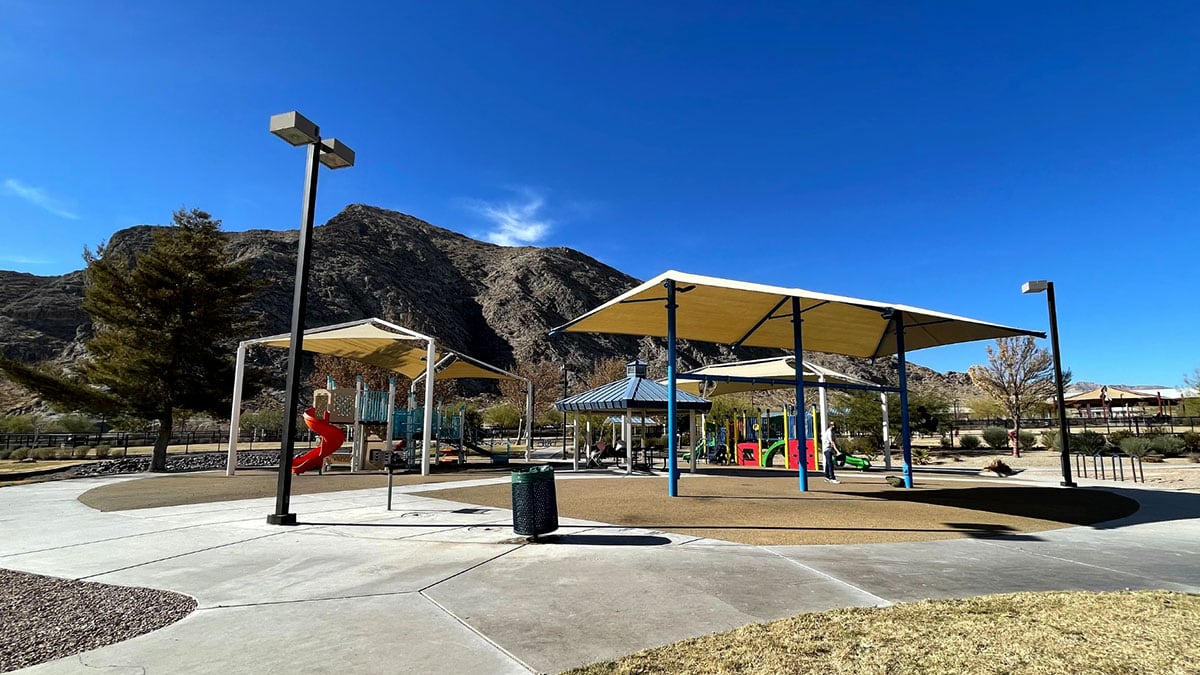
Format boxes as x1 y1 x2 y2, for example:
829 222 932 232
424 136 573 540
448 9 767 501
687 403 872 473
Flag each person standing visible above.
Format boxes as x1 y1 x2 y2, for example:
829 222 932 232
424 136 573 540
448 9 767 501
822 421 840 484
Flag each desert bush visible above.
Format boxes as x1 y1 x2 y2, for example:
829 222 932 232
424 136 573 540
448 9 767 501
1148 435 1185 458
1040 430 1059 451
1107 430 1133 448
911 447 931 465
1181 431 1200 453
1074 431 1107 454
846 436 881 460
983 458 1013 475
33 447 57 460
0 449 10 460
1119 437 1152 457
1018 430 1035 451
94 444 112 459
959 434 981 450
1189 452 1200 464
10 448 30 460
1142 425 1168 438
982 427 1009 449
73 446 91 459
939 434 953 448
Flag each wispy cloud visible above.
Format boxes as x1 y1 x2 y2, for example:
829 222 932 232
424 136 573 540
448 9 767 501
3 178 80 219
468 188 552 246
0 254 54 266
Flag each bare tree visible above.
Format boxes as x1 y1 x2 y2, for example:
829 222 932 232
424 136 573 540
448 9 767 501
968 337 1065 457
584 357 629 389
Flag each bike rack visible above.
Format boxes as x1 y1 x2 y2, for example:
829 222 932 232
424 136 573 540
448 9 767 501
1074 452 1143 483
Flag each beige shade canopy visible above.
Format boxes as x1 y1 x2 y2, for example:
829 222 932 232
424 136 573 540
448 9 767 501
249 318 521 382
1063 386 1170 404
674 356 876 397
552 270 1043 357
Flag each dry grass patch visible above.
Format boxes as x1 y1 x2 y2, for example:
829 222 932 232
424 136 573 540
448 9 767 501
569 591 1200 675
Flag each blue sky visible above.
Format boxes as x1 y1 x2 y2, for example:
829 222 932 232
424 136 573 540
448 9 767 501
2 1 1197 386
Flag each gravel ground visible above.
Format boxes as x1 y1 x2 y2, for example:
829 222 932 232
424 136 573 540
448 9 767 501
0 569 197 672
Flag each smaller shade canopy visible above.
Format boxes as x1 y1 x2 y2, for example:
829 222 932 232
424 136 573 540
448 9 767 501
556 360 712 413
550 270 1043 357
674 356 876 397
248 318 522 382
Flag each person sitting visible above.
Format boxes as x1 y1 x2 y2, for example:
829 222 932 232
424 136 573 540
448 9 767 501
586 439 608 468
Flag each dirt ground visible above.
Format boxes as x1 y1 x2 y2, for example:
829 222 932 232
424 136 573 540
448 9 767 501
908 447 1200 490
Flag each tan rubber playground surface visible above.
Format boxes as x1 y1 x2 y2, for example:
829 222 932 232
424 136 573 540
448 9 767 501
77 466 1138 546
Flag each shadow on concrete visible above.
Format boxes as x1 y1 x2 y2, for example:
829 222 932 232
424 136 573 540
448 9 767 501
1083 486 1200 529
944 522 1043 541
535 534 673 546
855 486 1140 527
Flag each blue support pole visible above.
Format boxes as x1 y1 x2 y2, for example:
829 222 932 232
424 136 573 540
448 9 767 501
894 310 914 488
665 279 679 497
792 297 808 492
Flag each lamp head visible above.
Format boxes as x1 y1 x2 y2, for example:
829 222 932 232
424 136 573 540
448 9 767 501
319 138 356 169
1022 280 1049 294
269 111 319 146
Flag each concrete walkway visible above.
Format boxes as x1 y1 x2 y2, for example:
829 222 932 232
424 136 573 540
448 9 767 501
3 472 1199 674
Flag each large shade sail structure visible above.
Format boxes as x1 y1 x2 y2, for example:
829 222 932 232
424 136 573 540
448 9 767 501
550 270 1043 495
227 318 532 477
554 271 1041 357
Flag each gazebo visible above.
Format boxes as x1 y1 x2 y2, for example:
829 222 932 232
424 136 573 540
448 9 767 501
555 360 712 474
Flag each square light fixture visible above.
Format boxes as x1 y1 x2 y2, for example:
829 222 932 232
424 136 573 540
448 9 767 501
1021 280 1049 294
269 111 319 146
319 138 356 169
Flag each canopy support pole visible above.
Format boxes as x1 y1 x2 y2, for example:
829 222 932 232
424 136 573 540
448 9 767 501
421 339 435 477
688 411 697 473
893 311 914 488
572 412 580 471
226 342 247 476
665 279 679 497
525 380 534 460
880 392 892 469
818 374 828 453
624 411 633 476
792 297 808 492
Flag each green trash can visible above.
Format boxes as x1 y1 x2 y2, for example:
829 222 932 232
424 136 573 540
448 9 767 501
511 465 558 539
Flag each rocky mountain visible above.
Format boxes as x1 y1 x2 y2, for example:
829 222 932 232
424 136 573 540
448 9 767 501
0 204 979 411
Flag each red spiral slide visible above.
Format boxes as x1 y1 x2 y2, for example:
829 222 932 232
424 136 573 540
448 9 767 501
293 407 346 475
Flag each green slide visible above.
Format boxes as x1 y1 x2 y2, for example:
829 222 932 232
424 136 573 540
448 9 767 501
759 439 787 467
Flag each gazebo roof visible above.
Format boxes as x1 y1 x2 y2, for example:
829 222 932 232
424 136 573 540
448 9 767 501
555 360 712 413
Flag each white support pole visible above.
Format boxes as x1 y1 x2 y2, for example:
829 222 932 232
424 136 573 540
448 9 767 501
351 377 363 473
818 375 829 440
624 410 633 475
572 412 580 471
226 342 247 476
881 391 892 470
689 411 698 473
525 380 534 460
384 377 397 466
421 340 436 476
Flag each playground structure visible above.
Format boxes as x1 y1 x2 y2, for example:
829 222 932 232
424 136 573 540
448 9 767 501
293 407 346 474
225 318 533 483
311 376 469 472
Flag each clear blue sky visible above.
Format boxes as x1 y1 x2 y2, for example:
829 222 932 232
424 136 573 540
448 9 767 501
2 1 1197 386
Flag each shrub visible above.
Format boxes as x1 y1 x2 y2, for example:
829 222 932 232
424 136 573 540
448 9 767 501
94 444 112 459
1119 437 1152 457
982 427 1009 450
1018 430 1035 451
959 435 981 450
1148 435 1185 458
73 446 91 459
1189 452 1200 464
1074 431 1107 455
0 449 10 460
33 447 57 460
1040 430 1059 451
1142 425 1168 438
846 436 881 460
1108 430 1133 448
10 448 29 460
939 435 953 448
911 447 931 465
1181 431 1200 453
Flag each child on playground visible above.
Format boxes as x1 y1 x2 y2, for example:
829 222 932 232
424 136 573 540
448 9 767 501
822 421 840 484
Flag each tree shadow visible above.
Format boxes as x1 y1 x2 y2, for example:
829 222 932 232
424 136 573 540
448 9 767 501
854 486 1142 527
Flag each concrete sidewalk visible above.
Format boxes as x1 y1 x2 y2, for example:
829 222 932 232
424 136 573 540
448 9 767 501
3 472 1199 674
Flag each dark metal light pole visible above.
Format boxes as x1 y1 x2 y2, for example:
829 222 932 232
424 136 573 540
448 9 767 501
267 111 355 525
561 363 569 459
1023 280 1076 488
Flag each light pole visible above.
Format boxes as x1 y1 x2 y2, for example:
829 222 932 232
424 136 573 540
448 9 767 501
266 111 355 525
1022 280 1076 488
561 363 569 459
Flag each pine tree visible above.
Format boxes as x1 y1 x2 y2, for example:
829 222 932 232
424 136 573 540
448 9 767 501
80 208 259 471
